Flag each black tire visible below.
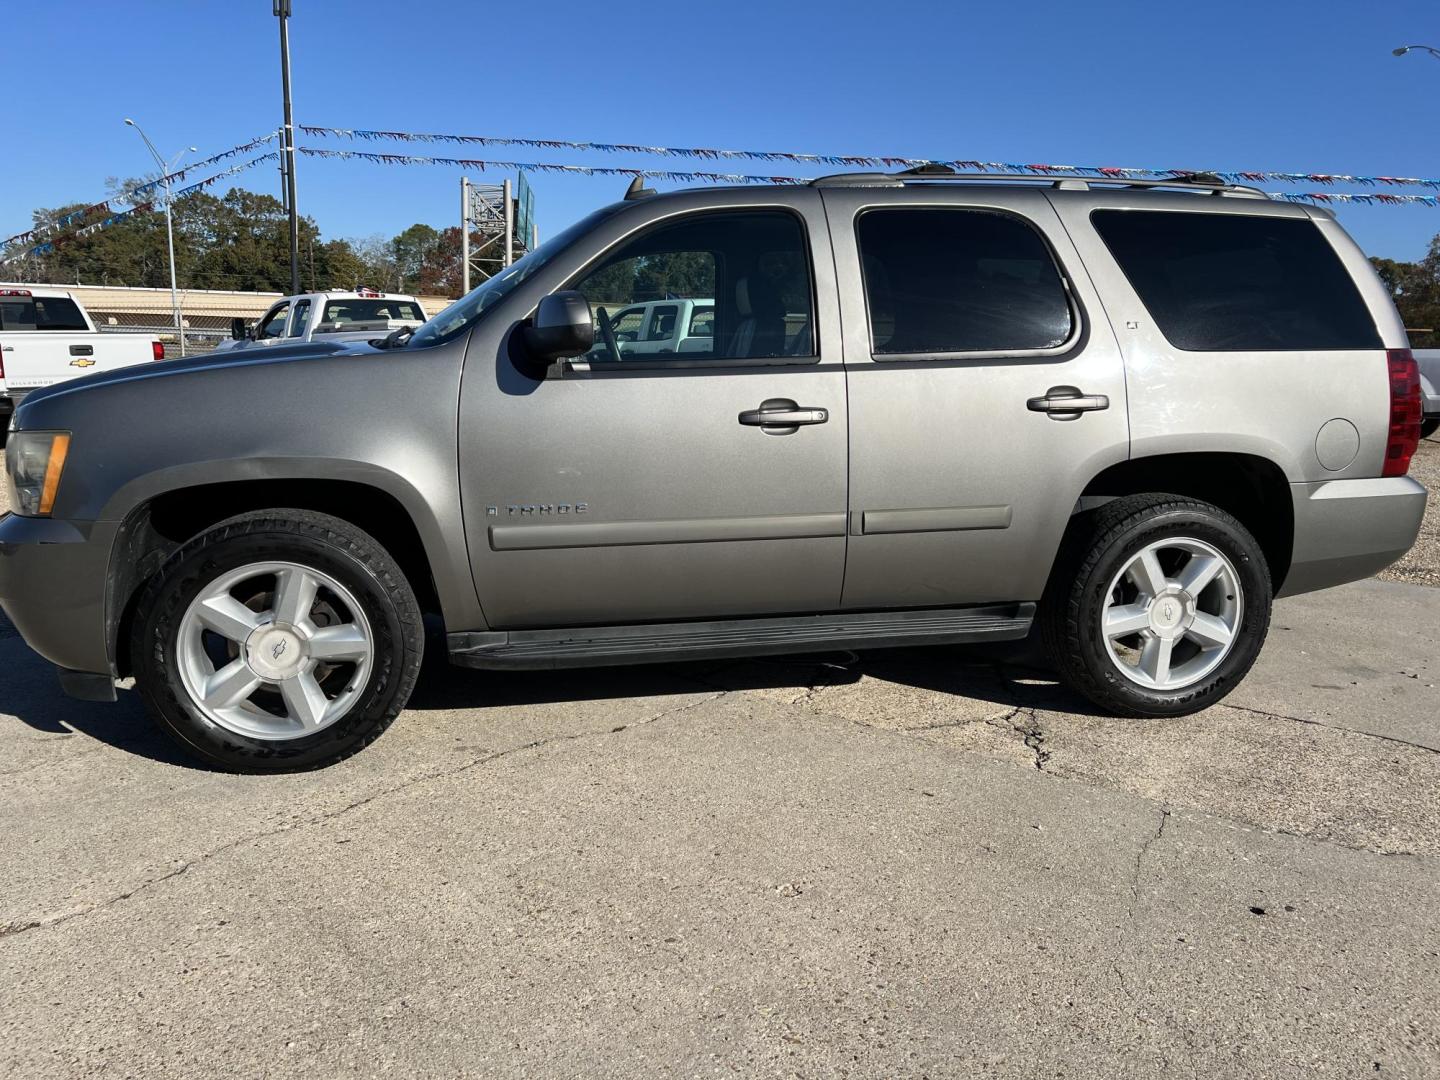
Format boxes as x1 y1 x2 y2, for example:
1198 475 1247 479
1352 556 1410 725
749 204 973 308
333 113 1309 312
1039 494 1272 717
131 509 423 772
1422 417 1439 440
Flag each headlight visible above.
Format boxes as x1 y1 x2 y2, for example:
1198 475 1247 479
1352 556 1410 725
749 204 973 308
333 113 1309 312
5 431 71 517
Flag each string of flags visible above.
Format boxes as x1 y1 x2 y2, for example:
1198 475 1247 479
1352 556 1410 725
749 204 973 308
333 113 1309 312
300 124 1440 192
0 152 280 265
298 146 808 184
0 132 278 251
297 147 1440 208
10 125 1440 267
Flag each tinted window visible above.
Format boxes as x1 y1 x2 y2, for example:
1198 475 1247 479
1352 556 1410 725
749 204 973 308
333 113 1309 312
573 210 813 362
645 304 679 341
688 306 714 337
1091 210 1381 352
0 296 88 331
320 299 425 324
856 208 1074 355
288 299 311 338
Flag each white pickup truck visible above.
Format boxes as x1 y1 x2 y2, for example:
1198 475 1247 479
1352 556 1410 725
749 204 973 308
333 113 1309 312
0 286 163 438
214 289 428 354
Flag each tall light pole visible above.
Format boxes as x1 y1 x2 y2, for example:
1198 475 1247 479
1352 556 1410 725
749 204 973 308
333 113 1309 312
124 119 196 358
1393 44 1440 61
275 0 301 294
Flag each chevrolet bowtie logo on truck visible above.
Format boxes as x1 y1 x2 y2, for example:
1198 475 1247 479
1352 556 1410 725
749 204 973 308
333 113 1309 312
70 358 96 368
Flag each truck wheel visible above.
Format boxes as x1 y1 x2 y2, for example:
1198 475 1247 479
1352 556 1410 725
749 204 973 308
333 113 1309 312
1422 417 1439 439
131 510 423 772
1039 494 1271 717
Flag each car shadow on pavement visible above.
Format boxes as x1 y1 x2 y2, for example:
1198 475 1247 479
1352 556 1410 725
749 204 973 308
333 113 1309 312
5 684 202 769
408 635 1102 717
3 615 1097 772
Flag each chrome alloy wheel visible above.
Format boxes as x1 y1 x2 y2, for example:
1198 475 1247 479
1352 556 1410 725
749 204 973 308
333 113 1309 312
176 562 374 740
1101 538 1243 691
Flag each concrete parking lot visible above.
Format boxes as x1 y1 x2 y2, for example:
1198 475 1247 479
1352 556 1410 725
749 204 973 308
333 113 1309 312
3 440 1439 1078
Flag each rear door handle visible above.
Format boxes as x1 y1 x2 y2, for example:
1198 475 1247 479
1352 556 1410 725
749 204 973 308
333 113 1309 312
1027 385 1110 420
739 398 829 434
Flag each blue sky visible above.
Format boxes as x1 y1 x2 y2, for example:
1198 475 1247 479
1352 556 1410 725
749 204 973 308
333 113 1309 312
6 0 1440 263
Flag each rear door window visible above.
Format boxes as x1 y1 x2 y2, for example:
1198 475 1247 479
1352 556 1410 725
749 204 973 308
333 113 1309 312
288 299 312 338
855 207 1075 356
1090 210 1381 351
645 304 679 342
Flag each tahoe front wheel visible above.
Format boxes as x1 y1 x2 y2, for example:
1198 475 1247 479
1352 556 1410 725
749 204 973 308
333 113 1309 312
132 510 423 771
1040 494 1272 717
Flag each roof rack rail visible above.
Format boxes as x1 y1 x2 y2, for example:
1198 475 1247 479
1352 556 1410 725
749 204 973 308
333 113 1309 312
809 165 1269 199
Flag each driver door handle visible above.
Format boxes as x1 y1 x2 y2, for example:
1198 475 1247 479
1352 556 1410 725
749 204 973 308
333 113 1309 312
739 398 829 433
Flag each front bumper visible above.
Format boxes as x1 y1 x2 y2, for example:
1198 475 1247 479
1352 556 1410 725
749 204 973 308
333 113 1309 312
1278 476 1428 597
0 513 119 682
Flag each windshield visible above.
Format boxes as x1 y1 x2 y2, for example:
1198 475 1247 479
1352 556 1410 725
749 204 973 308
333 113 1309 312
406 206 620 349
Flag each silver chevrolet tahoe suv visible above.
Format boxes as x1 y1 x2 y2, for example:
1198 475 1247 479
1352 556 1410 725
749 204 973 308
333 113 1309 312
1 168 1428 772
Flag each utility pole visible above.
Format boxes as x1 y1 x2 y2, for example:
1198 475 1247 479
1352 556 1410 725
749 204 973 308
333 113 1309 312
124 119 195 357
276 0 300 293
460 176 471 295
503 177 514 268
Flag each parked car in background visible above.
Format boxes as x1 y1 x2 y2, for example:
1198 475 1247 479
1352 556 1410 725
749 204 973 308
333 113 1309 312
213 289 427 353
0 168 1426 772
1413 349 1440 437
584 297 714 358
0 285 163 441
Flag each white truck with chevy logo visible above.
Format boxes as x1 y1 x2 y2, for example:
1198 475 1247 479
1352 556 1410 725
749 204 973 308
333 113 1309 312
1 286 163 440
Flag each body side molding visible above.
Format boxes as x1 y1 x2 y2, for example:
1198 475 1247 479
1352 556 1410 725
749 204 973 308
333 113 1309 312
489 512 847 551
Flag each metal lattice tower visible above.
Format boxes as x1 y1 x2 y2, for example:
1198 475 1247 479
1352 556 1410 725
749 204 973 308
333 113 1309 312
461 176 532 293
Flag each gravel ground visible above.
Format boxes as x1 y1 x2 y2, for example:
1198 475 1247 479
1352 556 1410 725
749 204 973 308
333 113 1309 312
1380 431 1440 586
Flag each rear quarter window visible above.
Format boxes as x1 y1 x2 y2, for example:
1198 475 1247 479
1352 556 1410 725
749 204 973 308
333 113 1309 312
1091 210 1381 352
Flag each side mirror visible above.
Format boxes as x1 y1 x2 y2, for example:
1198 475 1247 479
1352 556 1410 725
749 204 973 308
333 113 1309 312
230 317 249 341
523 291 594 362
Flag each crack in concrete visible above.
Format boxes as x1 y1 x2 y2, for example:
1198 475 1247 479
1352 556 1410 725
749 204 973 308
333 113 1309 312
1112 805 1171 1011
0 689 726 944
1221 702 1440 758
976 706 1050 771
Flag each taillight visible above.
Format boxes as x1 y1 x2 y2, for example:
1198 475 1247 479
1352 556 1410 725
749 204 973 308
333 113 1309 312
1383 348 1423 477
0 340 5 380
152 340 165 362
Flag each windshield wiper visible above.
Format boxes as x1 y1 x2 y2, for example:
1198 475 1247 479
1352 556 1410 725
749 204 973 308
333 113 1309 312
373 325 415 350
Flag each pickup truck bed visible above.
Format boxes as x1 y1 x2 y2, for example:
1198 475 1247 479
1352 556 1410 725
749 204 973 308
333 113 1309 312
1 287 162 435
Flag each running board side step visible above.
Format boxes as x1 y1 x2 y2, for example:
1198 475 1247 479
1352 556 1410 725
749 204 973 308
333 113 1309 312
447 603 1034 671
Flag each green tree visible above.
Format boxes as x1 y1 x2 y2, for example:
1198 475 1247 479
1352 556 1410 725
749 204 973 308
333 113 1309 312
390 224 440 292
1373 247 1440 348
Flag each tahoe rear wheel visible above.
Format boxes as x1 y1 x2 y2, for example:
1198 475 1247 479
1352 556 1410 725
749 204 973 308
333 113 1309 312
1040 495 1272 717
132 510 423 772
